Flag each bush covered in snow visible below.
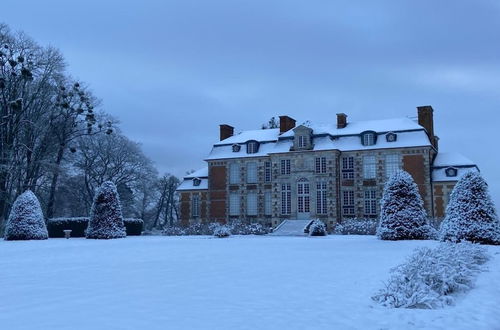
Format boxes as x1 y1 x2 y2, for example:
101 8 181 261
86 181 126 239
4 190 48 241
377 170 436 240
48 217 143 237
229 220 269 235
162 221 270 236
372 242 489 309
213 224 231 238
334 218 378 235
440 172 500 245
308 219 327 236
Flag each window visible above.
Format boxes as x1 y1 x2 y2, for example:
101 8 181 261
297 178 310 213
445 167 458 177
364 190 377 215
342 157 354 179
315 157 327 174
316 182 327 215
192 194 200 217
385 154 400 179
192 178 201 186
246 162 257 183
229 193 240 216
229 163 240 184
264 191 272 216
247 192 258 216
281 183 291 215
342 190 355 216
362 133 376 146
247 141 259 154
298 135 307 148
264 161 272 182
386 132 397 142
232 144 241 152
363 155 376 179
280 159 291 175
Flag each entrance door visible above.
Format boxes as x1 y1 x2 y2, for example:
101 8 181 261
297 178 310 219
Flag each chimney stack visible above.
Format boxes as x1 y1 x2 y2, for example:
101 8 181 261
417 105 437 149
337 113 347 129
219 124 234 141
279 115 296 134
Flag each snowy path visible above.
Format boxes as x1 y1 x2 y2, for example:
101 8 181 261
0 236 498 330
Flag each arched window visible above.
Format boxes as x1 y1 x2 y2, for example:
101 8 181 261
445 167 458 177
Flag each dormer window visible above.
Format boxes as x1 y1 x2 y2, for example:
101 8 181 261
386 132 397 142
193 178 201 186
232 144 241 153
298 135 308 148
361 131 376 146
247 141 259 154
445 167 458 177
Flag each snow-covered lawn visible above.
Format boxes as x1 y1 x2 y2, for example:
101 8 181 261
1 236 499 330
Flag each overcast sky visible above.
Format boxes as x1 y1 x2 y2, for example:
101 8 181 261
3 0 500 206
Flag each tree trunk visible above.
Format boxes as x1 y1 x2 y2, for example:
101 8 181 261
46 146 65 219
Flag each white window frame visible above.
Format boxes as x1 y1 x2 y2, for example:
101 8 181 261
364 190 377 215
363 155 376 179
342 190 355 216
246 162 258 183
281 183 291 215
264 161 272 182
264 191 272 216
280 159 291 175
247 141 258 154
192 194 200 218
229 193 240 216
298 135 307 148
315 157 327 174
229 163 240 184
341 156 354 179
316 181 327 215
246 192 258 216
385 154 400 179
363 133 375 146
297 178 310 213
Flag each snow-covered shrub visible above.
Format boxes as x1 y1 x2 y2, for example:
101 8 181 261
377 170 436 240
123 218 144 236
372 242 489 309
162 226 186 236
229 220 270 235
86 181 126 239
213 224 231 238
308 219 327 236
440 172 500 245
48 217 89 237
4 190 48 240
334 218 378 235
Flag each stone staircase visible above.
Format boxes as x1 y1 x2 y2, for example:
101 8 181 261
270 219 314 236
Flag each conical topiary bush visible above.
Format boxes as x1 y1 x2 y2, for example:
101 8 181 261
4 190 48 240
440 171 500 244
377 170 436 240
86 181 126 239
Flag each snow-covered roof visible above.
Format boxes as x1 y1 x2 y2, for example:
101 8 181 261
216 128 280 145
177 167 209 191
432 152 476 168
432 167 479 182
431 152 478 182
206 129 431 160
280 117 423 138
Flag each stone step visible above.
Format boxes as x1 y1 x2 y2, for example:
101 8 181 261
270 219 314 236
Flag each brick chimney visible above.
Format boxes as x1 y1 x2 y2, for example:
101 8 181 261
219 124 234 141
417 106 437 149
337 113 347 129
279 115 296 134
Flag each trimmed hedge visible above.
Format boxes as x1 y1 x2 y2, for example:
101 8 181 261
48 217 143 237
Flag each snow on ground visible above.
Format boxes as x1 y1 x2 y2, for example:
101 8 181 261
1 236 499 330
